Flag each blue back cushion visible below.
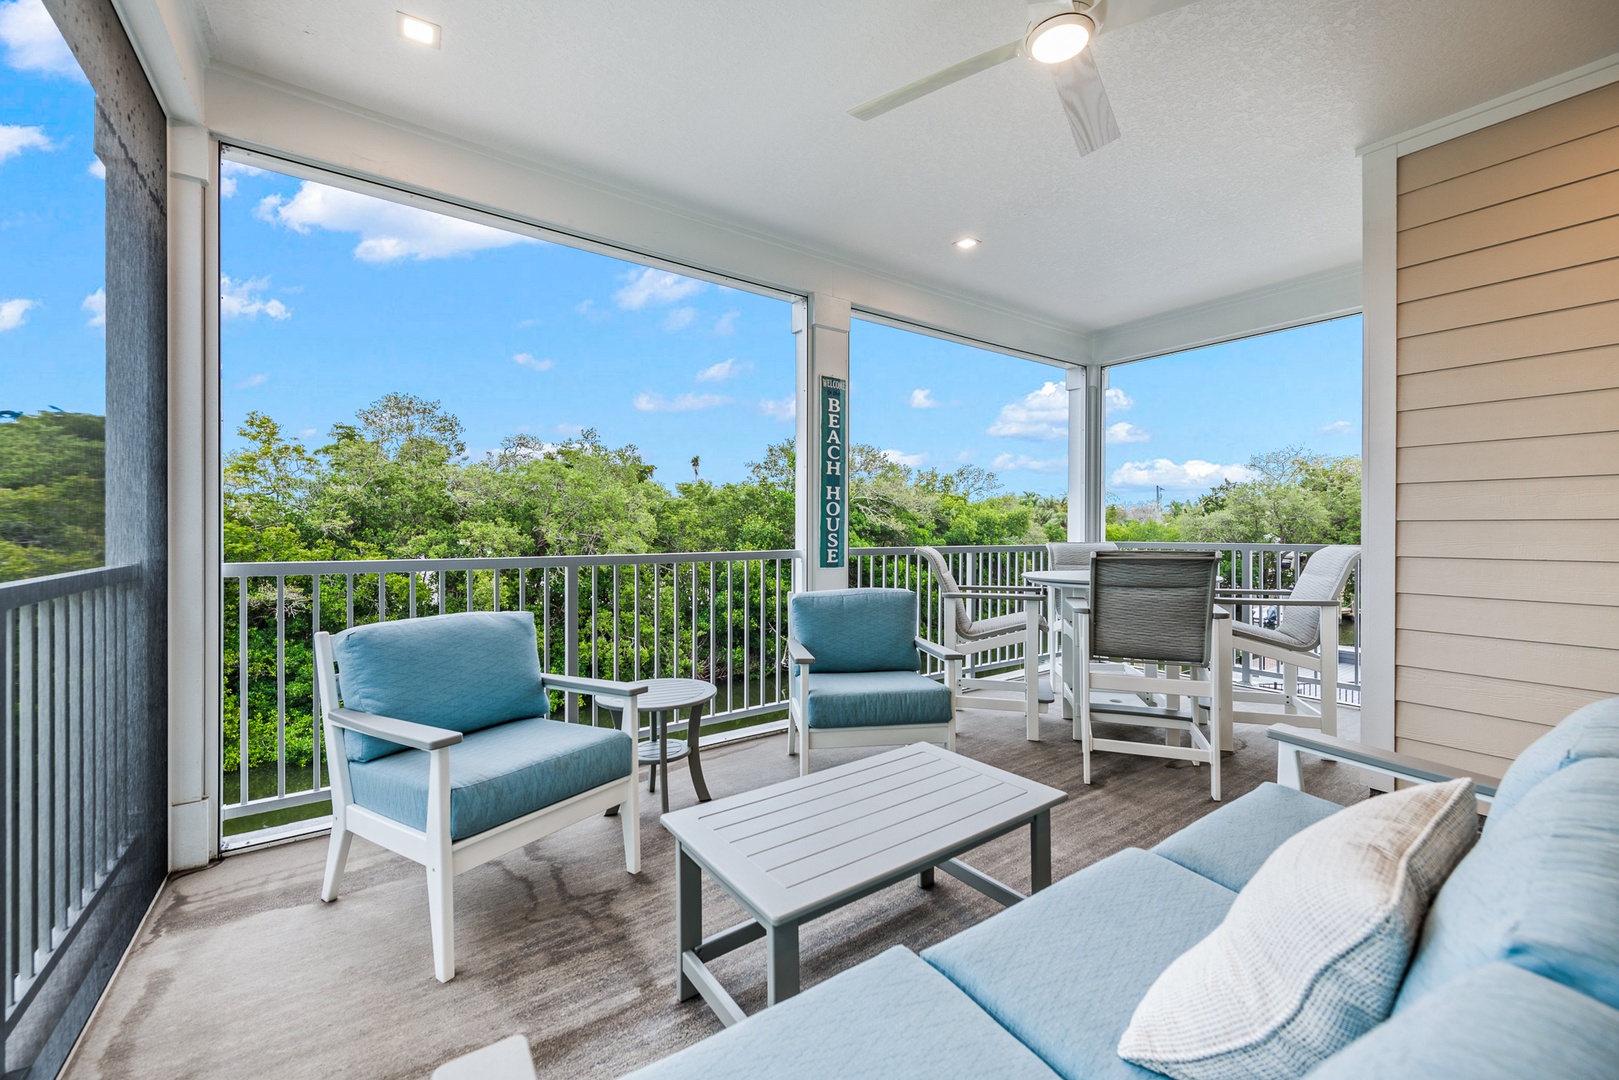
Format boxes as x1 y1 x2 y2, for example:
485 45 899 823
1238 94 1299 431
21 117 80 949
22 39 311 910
790 589 920 674
1394 757 1619 1014
1489 696 1619 827
331 611 549 762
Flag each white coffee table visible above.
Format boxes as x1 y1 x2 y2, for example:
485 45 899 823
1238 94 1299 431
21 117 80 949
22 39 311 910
661 743 1066 1026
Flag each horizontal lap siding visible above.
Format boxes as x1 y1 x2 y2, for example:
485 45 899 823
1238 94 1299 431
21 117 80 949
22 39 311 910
1394 84 1619 777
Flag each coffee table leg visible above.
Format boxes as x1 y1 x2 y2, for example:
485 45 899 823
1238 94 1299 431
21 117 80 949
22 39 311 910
918 866 935 889
676 842 701 1002
1030 809 1052 893
767 921 800 1005
687 703 712 803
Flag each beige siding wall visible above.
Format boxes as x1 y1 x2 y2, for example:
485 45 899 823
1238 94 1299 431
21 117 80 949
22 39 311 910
1394 81 1619 777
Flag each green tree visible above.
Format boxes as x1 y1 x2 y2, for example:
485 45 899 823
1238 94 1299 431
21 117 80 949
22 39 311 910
0 412 105 581
1170 447 1360 545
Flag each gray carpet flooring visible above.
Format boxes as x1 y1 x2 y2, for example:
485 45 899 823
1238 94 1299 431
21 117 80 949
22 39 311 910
62 708 1368 1080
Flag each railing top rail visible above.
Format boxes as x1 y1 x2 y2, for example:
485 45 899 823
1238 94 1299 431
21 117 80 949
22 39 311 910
0 563 141 608
1116 542 1335 554
850 545 1049 556
222 550 803 576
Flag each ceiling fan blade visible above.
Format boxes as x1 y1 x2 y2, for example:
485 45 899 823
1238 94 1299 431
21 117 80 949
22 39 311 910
849 39 1022 120
1052 49 1121 156
1092 0 1203 36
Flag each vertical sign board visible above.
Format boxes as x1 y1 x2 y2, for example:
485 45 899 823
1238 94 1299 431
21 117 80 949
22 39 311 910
819 375 847 568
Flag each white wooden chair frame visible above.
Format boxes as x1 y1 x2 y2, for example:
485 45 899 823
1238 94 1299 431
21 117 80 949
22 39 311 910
1071 598 1233 802
939 587 1047 742
785 635 964 775
314 631 647 982
1219 593 1347 737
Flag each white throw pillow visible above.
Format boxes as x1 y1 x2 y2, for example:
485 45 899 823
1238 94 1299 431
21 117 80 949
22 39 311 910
1118 777 1478 1080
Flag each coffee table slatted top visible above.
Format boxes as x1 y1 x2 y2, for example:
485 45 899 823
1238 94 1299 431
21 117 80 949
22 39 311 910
662 744 1066 925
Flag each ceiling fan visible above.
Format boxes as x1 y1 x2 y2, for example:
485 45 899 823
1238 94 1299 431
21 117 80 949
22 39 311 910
849 0 1201 156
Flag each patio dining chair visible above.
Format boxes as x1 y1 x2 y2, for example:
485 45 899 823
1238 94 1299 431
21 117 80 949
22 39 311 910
916 546 1048 741
1072 550 1231 801
787 588 964 775
313 610 647 982
1218 545 1360 737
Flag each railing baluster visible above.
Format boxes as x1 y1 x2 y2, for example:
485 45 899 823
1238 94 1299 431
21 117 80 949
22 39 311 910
238 575 249 807
276 577 287 800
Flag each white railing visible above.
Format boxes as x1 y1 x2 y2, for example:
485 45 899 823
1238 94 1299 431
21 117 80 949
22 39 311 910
220 551 800 841
220 541 1359 845
3 564 141 1026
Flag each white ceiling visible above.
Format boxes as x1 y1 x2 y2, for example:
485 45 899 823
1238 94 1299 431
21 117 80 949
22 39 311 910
186 0 1619 334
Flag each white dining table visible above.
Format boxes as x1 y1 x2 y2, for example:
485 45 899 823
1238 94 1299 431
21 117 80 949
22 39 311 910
1022 568 1089 720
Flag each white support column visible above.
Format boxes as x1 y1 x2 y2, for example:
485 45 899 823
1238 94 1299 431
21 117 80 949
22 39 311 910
793 295 851 592
1360 145 1399 764
167 122 219 869
1066 364 1104 542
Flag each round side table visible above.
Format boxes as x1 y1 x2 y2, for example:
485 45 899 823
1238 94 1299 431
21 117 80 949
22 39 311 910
603 677 715 814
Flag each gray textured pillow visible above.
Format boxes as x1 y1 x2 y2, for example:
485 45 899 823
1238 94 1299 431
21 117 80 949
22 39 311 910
1118 778 1478 1080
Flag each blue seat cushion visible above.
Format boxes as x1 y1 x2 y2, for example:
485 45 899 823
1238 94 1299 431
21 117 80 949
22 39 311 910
332 611 550 761
347 717 631 840
1153 781 1345 892
1308 964 1619 1080
1395 757 1619 1014
804 671 953 730
1489 696 1619 827
621 946 1062 1080
923 848 1237 1080
790 589 921 674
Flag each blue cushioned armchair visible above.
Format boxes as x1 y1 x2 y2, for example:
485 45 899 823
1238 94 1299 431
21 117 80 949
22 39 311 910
313 611 648 982
787 588 964 775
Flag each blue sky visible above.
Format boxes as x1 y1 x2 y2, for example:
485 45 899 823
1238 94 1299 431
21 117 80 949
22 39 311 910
0 0 104 418
0 0 1360 506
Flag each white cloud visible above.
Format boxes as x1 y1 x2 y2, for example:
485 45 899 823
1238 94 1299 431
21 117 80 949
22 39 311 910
220 276 291 321
714 310 739 335
1108 458 1254 490
759 396 795 421
256 181 531 262
0 0 83 80
988 381 1067 440
513 352 554 372
298 428 318 439
663 306 697 331
1105 387 1133 412
882 449 928 468
86 157 104 179
909 388 940 409
614 267 705 310
574 298 608 322
0 123 51 163
1106 421 1149 444
696 358 751 382
633 391 730 413
0 297 37 330
218 160 263 199
1322 419 1354 435
235 374 268 390
81 287 103 327
991 453 1064 472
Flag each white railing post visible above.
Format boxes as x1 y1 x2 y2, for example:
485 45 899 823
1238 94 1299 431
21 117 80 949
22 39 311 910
564 566 580 723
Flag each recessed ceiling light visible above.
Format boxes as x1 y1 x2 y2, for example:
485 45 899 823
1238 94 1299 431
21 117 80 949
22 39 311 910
954 237 981 250
397 12 441 49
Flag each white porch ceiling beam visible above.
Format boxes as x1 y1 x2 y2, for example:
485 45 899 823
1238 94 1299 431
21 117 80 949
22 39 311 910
111 0 208 125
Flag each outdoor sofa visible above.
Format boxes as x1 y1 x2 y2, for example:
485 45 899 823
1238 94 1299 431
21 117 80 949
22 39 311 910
623 697 1619 1079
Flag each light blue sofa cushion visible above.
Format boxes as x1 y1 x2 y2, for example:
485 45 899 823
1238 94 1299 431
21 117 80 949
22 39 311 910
332 611 550 761
1308 964 1619 1080
621 946 1062 1080
1153 782 1345 892
790 589 920 674
804 671 953 730
923 848 1236 1080
1395 757 1619 1013
1489 696 1619 826
347 717 630 840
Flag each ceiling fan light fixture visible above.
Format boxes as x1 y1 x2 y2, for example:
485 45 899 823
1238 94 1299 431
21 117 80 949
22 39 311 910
1026 12 1094 65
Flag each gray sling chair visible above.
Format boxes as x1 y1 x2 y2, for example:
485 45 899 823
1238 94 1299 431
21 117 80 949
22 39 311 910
1217 545 1360 737
916 546 1047 741
1071 550 1231 801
